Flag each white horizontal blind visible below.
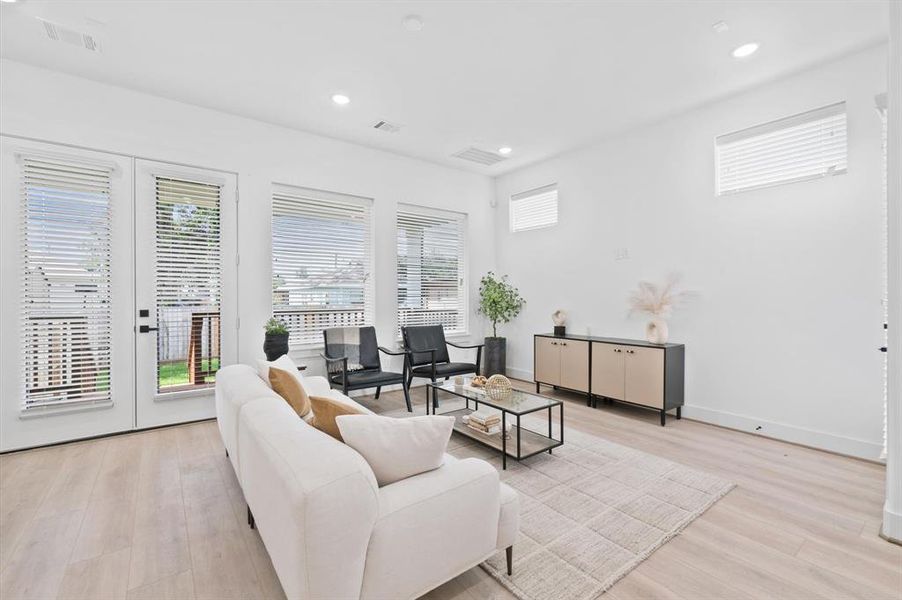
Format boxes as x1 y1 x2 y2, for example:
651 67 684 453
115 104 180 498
155 177 222 392
21 156 114 412
716 102 848 195
272 186 373 345
510 184 558 232
397 205 466 336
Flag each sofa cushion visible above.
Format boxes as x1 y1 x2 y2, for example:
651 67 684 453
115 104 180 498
256 354 302 387
269 367 313 420
336 415 454 486
309 395 367 441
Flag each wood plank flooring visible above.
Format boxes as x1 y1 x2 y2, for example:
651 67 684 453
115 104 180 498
0 381 899 600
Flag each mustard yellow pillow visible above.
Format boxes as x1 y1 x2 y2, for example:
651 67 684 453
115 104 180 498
269 367 312 420
308 396 366 442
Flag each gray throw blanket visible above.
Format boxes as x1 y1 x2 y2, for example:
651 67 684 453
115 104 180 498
324 327 365 373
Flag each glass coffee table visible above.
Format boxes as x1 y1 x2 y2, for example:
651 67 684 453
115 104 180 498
426 379 563 469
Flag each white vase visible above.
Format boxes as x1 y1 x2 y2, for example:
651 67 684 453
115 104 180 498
646 317 669 344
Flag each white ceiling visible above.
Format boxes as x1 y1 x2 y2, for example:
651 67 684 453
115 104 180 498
0 1 889 175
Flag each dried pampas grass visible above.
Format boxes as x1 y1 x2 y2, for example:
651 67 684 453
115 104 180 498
628 274 692 318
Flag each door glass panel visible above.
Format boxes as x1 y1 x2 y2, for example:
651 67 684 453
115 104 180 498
154 177 221 392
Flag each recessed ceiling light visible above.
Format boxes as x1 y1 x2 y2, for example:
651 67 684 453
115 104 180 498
498 147 512 155
732 42 759 58
331 94 350 106
403 15 424 31
711 21 729 34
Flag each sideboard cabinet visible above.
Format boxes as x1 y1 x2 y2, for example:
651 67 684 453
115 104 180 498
534 333 685 425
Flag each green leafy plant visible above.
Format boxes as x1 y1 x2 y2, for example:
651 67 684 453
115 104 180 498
264 317 288 335
477 272 525 338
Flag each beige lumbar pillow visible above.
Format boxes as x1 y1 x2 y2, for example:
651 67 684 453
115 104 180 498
336 415 454 486
269 367 312 420
308 396 367 442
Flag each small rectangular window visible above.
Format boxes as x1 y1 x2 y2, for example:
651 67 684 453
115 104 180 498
716 102 847 195
510 184 558 232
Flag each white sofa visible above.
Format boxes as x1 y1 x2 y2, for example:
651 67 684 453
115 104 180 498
215 364 520 600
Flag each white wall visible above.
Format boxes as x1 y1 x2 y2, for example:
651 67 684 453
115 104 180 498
493 46 887 459
0 59 496 376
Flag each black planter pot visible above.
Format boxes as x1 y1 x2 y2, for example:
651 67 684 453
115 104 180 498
483 337 507 376
263 332 290 361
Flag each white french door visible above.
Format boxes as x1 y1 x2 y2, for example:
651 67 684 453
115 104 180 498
0 139 237 450
134 160 237 429
0 138 135 450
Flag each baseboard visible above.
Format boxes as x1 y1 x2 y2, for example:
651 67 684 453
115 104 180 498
506 366 884 462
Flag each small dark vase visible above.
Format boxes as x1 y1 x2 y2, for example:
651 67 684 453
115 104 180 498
263 332 289 361
483 337 507 376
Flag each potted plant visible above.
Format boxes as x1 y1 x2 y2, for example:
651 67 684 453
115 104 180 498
263 317 289 361
477 272 525 376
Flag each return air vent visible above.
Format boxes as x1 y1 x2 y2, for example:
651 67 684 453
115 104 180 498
452 147 508 166
39 19 102 52
373 120 402 133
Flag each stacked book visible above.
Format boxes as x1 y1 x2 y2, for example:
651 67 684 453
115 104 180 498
467 408 502 435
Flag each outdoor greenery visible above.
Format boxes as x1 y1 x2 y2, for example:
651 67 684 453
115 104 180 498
158 358 220 388
264 317 289 335
477 272 525 338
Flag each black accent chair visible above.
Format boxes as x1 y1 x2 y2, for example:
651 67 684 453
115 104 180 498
320 326 412 412
401 325 483 406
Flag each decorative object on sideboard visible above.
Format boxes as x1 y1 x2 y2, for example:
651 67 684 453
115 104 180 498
627 274 692 344
263 317 290 361
485 374 513 400
552 309 567 336
477 272 525 376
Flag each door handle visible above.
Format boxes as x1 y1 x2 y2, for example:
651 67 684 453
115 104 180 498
139 325 159 333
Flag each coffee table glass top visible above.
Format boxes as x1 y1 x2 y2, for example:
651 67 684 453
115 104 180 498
430 378 561 415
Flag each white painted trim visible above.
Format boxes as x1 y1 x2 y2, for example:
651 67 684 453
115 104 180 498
507 366 883 461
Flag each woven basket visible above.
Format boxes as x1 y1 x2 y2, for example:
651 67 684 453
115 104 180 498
484 374 512 400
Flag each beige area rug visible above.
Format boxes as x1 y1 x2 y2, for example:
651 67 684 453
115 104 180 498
388 401 735 599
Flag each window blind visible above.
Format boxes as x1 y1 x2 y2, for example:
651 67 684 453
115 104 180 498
272 186 373 345
716 102 848 195
510 184 558 232
397 205 466 336
21 156 114 412
155 176 222 391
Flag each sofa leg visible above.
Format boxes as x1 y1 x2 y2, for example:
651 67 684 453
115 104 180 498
225 449 228 458
374 386 381 399
506 546 513 576
247 505 255 530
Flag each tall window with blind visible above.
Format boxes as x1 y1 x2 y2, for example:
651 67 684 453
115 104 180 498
21 156 114 411
510 184 558 232
272 186 374 345
154 177 222 391
716 102 848 196
397 205 467 336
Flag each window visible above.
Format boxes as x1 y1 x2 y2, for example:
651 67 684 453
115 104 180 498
716 102 848 195
21 155 114 411
510 184 558 232
397 205 467 336
272 185 373 345
154 176 221 391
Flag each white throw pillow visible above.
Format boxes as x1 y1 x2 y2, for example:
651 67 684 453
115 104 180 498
336 415 454 486
257 354 302 388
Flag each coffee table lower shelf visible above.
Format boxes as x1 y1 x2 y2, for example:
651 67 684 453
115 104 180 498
441 407 562 469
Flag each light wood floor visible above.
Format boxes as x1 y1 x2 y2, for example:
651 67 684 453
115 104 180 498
1 382 899 600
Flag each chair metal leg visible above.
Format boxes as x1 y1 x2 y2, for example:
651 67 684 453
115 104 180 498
506 546 513 576
402 381 412 412
374 386 381 399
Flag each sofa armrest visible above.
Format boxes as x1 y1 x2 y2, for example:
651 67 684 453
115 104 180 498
360 458 501 599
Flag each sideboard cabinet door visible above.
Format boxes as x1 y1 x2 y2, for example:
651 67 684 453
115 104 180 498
559 340 589 392
535 337 561 385
591 343 625 400
624 347 664 408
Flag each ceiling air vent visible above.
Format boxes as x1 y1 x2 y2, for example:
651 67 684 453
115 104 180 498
452 147 508 166
373 120 402 133
39 19 102 52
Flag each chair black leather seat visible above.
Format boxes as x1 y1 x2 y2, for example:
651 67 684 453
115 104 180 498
321 326 412 411
410 362 478 378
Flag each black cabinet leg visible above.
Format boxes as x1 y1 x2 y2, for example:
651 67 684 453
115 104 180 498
506 546 513 576
660 410 666 426
586 393 591 407
677 406 682 420
535 382 540 393
247 505 255 529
